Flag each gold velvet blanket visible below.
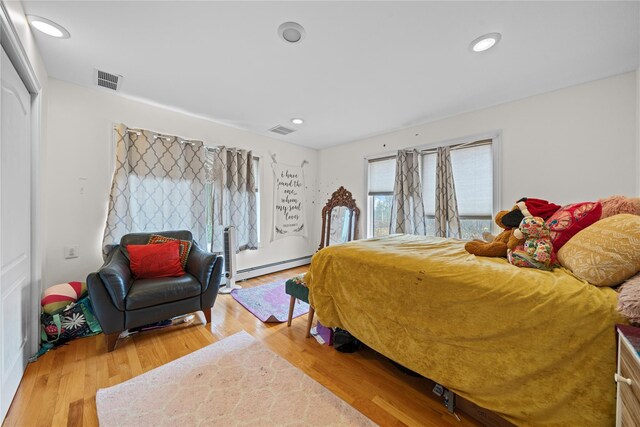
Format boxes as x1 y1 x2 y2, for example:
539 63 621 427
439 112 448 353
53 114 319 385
306 234 626 426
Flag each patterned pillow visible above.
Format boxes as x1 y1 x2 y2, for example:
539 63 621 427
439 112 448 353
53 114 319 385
557 214 640 287
147 234 192 268
545 202 602 251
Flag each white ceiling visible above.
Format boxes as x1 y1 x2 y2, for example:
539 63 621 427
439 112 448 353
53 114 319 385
24 1 640 149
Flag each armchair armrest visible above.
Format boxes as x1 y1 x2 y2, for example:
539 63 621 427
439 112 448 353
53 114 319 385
97 248 133 311
186 244 221 292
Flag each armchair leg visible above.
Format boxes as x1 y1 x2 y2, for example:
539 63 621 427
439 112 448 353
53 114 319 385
203 307 212 324
105 332 119 352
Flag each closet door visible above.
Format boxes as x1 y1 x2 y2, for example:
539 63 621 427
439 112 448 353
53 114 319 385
0 45 32 421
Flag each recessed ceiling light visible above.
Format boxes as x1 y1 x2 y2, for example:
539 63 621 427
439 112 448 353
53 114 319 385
27 15 70 38
470 32 501 52
291 118 304 125
278 22 305 44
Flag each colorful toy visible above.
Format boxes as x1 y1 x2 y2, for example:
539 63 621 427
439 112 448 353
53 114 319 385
508 216 555 270
465 210 516 258
41 281 87 315
514 197 561 220
466 197 561 259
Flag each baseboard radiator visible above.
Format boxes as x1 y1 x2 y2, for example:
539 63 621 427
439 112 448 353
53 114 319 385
235 256 312 282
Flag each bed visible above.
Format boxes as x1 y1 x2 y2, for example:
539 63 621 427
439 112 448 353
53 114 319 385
306 234 626 426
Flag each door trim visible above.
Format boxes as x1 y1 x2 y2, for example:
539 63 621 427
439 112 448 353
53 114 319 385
0 3 41 93
0 2 44 357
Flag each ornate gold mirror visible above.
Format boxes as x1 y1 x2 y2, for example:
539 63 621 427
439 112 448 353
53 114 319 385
319 187 360 250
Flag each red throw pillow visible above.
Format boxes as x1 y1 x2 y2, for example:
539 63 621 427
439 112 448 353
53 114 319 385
127 241 185 279
545 201 602 251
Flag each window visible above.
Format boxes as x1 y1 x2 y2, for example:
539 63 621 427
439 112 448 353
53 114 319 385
422 141 493 239
367 138 495 239
367 157 395 237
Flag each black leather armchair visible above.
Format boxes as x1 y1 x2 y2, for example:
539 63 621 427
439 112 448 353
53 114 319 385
87 230 222 352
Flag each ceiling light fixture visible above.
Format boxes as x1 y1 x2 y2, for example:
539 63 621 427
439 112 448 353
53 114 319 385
27 15 70 38
278 22 305 44
290 118 304 125
470 32 501 52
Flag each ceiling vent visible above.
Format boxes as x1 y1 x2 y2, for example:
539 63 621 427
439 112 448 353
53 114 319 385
269 125 296 135
95 69 121 91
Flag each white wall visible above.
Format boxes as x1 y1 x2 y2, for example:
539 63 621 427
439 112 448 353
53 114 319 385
44 79 319 285
43 71 639 285
319 72 638 238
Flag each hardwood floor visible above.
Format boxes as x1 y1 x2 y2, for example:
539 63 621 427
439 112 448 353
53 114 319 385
3 267 481 427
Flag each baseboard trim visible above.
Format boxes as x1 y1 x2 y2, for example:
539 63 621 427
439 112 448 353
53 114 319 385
236 256 312 281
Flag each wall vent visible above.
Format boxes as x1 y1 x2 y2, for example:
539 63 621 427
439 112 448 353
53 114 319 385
95 70 121 91
269 125 295 135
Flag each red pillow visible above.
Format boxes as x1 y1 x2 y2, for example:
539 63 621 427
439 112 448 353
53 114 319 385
127 241 185 279
545 201 602 251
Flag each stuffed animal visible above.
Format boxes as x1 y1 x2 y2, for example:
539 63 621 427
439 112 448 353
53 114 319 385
508 216 555 270
465 209 517 258
515 197 561 219
501 197 561 226
501 197 561 254
506 229 524 252
599 195 640 219
466 198 561 259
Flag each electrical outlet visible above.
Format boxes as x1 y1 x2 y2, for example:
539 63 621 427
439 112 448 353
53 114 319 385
79 177 87 196
64 245 79 259
432 384 444 397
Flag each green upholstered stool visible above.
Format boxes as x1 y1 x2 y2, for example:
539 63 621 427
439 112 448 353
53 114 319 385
285 275 314 338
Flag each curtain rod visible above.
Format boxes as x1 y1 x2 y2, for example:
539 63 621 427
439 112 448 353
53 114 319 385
114 126 203 146
366 139 492 162
420 138 492 154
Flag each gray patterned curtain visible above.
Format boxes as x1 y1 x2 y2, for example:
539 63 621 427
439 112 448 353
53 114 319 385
434 146 461 238
102 124 208 256
390 149 426 234
206 147 258 253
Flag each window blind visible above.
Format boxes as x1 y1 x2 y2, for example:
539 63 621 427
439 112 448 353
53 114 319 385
368 157 396 196
422 142 492 217
450 144 492 217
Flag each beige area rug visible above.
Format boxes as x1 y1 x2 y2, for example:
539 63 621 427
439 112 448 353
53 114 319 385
96 331 376 426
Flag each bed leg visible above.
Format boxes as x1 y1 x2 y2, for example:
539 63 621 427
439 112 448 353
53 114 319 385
444 389 456 413
306 306 315 338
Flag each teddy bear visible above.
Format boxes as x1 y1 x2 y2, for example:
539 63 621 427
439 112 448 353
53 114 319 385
507 216 555 270
465 209 517 258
